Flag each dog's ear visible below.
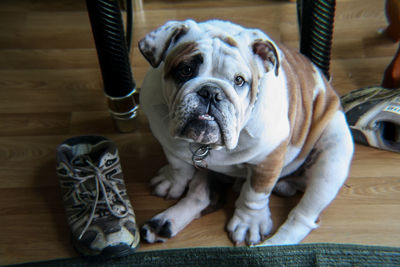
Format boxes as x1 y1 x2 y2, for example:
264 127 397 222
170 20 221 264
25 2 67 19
139 21 190 68
252 39 280 76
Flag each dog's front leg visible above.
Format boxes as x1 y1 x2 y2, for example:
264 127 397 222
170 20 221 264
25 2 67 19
150 152 196 199
259 112 354 245
142 170 212 243
227 142 287 245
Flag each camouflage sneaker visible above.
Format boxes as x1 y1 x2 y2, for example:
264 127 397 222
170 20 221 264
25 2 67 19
341 86 400 152
56 136 140 258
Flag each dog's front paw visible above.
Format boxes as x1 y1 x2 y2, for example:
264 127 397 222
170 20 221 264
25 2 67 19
141 217 174 243
150 165 188 199
227 207 273 245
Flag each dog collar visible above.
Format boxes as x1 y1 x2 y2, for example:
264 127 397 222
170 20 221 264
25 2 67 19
189 143 212 169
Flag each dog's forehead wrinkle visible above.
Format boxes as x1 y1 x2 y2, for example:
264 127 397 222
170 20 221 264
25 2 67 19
203 38 250 80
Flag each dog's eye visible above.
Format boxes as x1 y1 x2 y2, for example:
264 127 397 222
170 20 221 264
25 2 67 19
178 65 193 77
234 75 245 87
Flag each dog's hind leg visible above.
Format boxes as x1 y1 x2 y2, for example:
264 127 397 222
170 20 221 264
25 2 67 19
259 111 354 245
141 170 229 243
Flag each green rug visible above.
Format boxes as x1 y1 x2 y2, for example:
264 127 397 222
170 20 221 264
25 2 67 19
9 243 400 267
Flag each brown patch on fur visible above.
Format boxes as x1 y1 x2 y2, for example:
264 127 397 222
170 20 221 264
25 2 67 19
248 57 261 107
222 36 238 47
212 34 238 47
298 79 339 159
279 44 339 158
164 42 199 80
250 43 340 194
281 44 316 147
251 140 288 193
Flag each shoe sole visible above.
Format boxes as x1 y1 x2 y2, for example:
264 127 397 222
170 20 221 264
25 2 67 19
72 236 140 260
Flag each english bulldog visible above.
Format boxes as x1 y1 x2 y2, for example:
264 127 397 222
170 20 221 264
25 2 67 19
138 20 354 246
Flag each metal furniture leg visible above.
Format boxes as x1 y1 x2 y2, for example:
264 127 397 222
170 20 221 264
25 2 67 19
86 0 138 133
297 0 336 80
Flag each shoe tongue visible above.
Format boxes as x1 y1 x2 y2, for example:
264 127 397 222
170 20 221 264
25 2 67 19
71 141 115 168
71 155 91 167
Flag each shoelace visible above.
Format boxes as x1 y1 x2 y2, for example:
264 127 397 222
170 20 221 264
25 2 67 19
71 159 130 240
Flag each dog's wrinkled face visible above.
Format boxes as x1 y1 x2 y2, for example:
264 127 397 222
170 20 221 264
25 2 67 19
139 20 280 150
164 39 255 149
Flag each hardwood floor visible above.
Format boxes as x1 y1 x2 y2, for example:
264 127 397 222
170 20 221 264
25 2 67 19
1 0 400 265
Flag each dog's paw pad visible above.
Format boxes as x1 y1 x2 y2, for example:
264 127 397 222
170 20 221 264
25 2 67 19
141 219 173 243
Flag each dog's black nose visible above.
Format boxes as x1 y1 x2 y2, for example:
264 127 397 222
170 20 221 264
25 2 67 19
197 85 223 102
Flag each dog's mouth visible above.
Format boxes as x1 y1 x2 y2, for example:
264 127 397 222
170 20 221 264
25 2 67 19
198 113 214 121
171 82 240 149
181 112 222 145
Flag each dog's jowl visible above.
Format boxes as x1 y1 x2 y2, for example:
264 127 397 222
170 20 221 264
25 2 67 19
138 20 354 246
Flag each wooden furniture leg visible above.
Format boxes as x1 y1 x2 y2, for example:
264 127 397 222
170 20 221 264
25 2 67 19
382 43 400 89
384 0 400 41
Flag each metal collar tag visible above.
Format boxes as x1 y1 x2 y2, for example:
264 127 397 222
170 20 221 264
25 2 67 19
189 143 212 169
